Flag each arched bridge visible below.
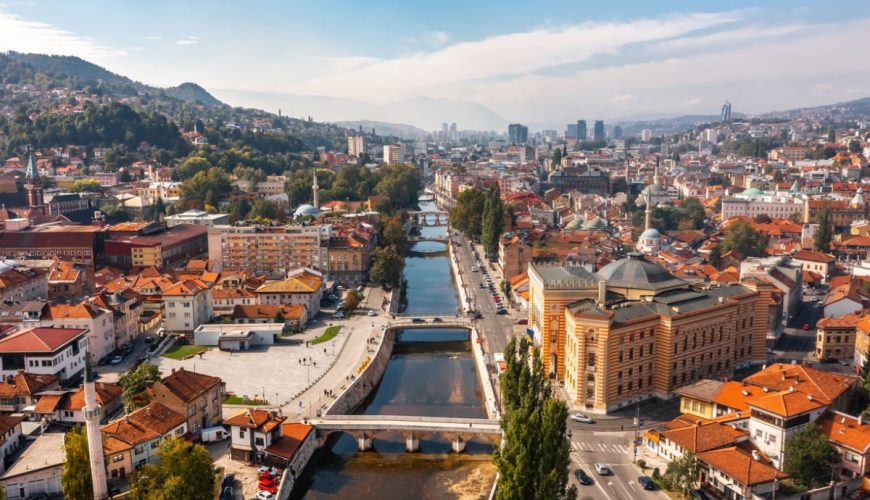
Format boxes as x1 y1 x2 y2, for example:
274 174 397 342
387 316 474 329
407 210 449 226
312 415 501 452
407 234 449 242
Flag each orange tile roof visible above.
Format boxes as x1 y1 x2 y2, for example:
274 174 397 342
232 304 305 320
33 394 63 414
264 423 314 460
45 303 103 320
212 288 256 300
0 415 23 436
162 279 210 297
126 401 186 435
60 382 122 411
819 412 870 453
225 408 286 431
0 327 87 353
748 389 825 417
157 368 222 403
697 446 787 486
0 372 58 399
743 363 858 405
713 381 766 412
255 272 323 294
792 250 835 263
662 420 747 453
103 435 134 455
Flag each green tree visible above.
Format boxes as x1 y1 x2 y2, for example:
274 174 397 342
69 178 102 192
551 148 562 169
719 219 768 258
494 338 576 500
98 203 129 223
180 167 231 209
679 197 706 230
708 245 723 268
662 453 698 496
343 291 361 313
380 213 409 255
369 245 404 288
754 214 772 224
173 156 211 180
482 185 504 257
611 176 628 195
783 423 839 488
130 438 215 500
449 189 487 240
813 203 833 251
153 196 166 221
118 363 161 410
373 164 422 212
61 425 93 500
849 140 862 154
248 198 284 222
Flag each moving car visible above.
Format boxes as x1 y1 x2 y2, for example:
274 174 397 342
574 469 593 485
570 413 593 424
219 474 235 500
593 463 610 475
638 476 655 490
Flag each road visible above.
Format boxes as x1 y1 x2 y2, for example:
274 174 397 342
568 430 666 500
772 288 824 363
450 232 519 356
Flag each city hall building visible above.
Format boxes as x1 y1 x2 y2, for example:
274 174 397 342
528 254 772 413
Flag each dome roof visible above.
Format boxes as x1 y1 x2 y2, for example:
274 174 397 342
742 188 763 196
596 254 685 291
565 218 583 230
294 204 320 217
640 228 661 239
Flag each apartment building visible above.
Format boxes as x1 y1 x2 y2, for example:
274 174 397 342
0 267 47 302
101 402 187 478
207 224 330 278
254 268 323 321
383 144 404 165
0 327 88 381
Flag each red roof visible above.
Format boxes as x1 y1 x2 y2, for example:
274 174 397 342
0 327 87 353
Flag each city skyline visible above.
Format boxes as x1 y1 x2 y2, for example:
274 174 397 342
0 1 869 128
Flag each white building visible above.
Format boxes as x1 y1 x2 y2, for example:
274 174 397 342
383 144 404 165
162 279 213 333
348 135 365 158
164 210 230 227
0 432 64 499
0 327 88 381
193 323 279 350
720 187 805 220
38 302 116 365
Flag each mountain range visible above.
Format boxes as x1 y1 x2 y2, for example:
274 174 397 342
208 89 508 132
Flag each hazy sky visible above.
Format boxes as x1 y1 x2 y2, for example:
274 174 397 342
1 0 868 123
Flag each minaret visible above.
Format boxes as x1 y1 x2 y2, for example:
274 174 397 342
312 169 320 209
653 158 660 189
82 363 108 500
644 190 652 231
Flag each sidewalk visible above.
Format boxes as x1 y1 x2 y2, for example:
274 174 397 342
281 287 390 420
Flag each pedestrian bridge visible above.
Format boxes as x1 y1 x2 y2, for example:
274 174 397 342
407 234 449 242
311 415 501 452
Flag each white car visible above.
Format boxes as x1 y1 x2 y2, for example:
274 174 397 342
594 463 611 475
471 266 478 272
367 310 376 317
256 491 274 500
570 413 593 424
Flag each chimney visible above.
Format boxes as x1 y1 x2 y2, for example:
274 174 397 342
751 450 760 461
171 367 176 374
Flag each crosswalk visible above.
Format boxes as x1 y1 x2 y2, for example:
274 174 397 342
571 441 630 454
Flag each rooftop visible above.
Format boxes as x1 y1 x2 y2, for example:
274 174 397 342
0 327 87 353
530 263 597 289
0 432 65 480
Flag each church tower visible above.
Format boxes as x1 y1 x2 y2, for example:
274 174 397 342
82 363 109 499
24 154 45 214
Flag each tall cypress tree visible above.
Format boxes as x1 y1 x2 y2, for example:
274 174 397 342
482 185 503 257
813 202 833 252
494 338 577 500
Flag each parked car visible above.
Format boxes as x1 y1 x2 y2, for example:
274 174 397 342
367 310 376 317
333 312 345 319
496 309 507 315
219 474 235 500
570 413 594 424
411 318 425 323
110 355 124 365
802 323 810 330
690 489 709 500
638 476 655 490
516 318 528 325
256 491 274 500
471 266 478 272
432 317 443 323
594 463 610 475
574 469 593 485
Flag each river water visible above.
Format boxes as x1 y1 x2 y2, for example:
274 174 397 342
296 200 496 500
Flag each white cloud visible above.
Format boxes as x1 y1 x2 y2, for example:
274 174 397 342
611 94 637 103
423 31 450 47
146 35 163 41
0 9 126 61
292 11 741 102
176 36 199 46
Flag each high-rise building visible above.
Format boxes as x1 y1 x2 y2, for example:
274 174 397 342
576 120 587 141
613 125 623 139
347 134 365 158
641 129 653 142
449 122 457 141
383 144 404 165
207 224 331 278
593 120 605 142
508 123 529 145
721 101 732 123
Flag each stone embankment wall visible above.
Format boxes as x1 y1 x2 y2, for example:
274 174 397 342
326 327 395 415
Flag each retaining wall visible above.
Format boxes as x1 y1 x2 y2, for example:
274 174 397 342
448 243 470 313
471 327 499 420
326 327 395 415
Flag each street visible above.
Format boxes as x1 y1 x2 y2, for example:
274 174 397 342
569 432 666 500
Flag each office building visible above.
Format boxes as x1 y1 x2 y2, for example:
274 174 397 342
508 123 529 145
593 120 605 142
527 255 770 413
613 125 623 139
164 210 230 227
641 129 653 142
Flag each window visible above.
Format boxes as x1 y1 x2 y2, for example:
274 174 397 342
239 429 246 439
113 454 124 463
692 401 698 411
255 437 265 446
684 399 690 409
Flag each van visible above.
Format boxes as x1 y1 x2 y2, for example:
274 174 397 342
201 426 230 443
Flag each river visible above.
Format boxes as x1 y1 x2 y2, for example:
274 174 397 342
295 199 496 500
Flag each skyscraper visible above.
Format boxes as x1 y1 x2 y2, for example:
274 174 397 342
508 123 529 145
384 144 404 165
593 120 605 142
576 120 587 141
347 134 365 158
449 122 457 141
721 101 732 123
613 125 623 139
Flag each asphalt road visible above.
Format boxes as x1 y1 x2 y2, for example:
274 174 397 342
450 232 519 357
772 292 823 362
569 431 667 500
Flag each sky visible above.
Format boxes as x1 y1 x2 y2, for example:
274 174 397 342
0 0 869 128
